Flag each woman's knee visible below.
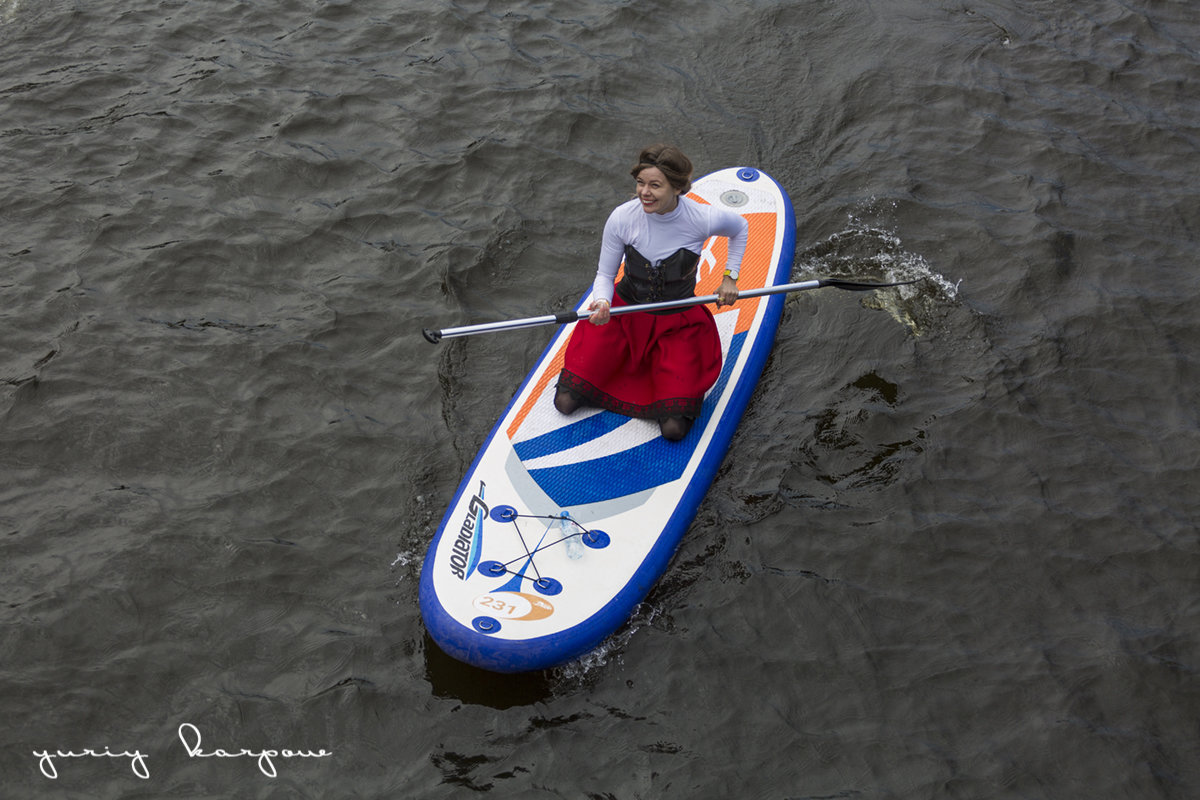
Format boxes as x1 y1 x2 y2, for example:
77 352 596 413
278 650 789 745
555 386 582 415
659 415 692 441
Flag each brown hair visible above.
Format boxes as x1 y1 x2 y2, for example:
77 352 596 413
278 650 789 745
630 144 693 195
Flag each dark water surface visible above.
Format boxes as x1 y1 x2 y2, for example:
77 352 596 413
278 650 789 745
3 0 1198 797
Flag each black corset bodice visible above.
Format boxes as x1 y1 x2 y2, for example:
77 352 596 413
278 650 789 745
615 245 700 310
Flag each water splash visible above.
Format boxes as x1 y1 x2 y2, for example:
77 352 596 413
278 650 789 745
793 212 959 336
390 549 421 576
551 602 668 685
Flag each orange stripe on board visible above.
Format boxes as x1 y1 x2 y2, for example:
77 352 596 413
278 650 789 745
701 212 778 334
507 340 567 440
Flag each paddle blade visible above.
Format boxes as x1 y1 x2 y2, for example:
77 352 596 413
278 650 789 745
820 278 923 291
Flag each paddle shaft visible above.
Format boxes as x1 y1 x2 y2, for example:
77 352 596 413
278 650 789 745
422 278 917 343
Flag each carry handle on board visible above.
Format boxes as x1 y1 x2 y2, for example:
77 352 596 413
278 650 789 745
422 277 921 343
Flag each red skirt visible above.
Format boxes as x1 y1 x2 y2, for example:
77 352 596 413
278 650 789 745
557 295 722 419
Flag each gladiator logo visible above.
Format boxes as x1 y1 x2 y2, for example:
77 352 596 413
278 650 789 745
449 483 488 580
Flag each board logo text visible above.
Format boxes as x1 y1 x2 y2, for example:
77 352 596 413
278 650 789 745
450 482 488 580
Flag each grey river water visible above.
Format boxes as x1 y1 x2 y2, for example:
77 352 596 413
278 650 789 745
2 0 1197 797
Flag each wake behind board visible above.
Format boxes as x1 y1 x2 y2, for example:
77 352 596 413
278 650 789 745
419 167 796 673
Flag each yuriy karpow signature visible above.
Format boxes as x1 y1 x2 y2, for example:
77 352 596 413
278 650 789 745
33 723 332 780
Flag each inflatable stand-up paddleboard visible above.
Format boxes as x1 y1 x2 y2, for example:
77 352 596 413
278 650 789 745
420 167 796 672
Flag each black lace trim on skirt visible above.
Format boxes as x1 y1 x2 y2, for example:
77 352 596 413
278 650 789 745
557 369 702 420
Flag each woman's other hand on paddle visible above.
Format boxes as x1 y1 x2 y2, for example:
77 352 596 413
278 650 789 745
716 275 739 307
588 298 611 325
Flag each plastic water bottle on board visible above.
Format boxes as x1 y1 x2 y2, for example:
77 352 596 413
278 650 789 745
559 510 583 560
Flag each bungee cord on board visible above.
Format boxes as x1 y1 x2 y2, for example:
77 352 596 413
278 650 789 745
477 507 612 592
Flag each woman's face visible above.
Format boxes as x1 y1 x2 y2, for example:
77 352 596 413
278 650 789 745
634 166 680 214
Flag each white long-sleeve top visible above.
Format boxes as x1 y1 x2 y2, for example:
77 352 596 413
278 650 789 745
591 195 749 303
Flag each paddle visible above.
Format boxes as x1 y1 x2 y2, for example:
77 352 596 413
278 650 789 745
422 277 921 343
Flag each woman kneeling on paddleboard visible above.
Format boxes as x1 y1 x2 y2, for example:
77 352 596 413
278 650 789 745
555 144 748 441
